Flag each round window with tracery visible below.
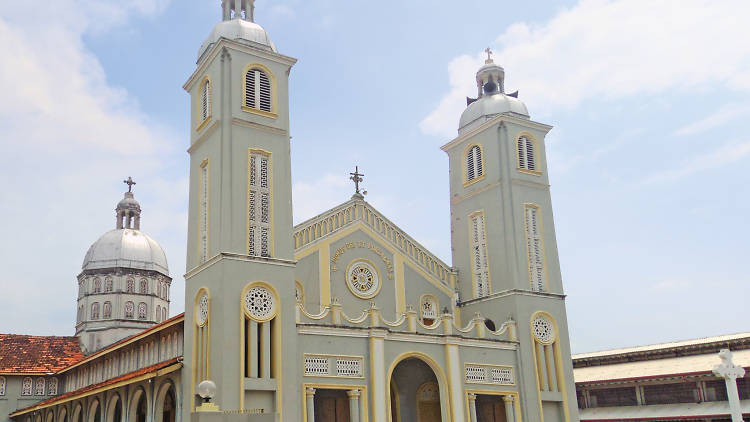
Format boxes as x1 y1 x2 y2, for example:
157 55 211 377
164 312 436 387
346 260 380 299
196 293 209 326
532 315 555 343
244 285 277 321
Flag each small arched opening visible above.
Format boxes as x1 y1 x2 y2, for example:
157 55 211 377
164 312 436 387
388 356 448 422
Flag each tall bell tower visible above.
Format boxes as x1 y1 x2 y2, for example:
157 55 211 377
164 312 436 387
442 51 580 422
182 1 298 419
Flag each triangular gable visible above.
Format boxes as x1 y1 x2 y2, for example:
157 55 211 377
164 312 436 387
294 198 457 292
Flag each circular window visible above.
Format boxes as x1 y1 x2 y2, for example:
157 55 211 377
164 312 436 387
346 260 381 299
196 293 209 326
532 315 555 344
244 285 277 321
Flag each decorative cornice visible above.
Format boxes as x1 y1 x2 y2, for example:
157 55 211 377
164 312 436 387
441 113 553 153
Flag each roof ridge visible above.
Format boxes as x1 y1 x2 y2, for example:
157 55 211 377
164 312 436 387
573 331 750 359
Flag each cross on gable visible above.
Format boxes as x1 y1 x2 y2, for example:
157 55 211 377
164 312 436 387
349 166 364 194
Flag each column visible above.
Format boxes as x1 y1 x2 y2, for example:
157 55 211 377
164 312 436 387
305 388 316 422
467 393 478 422
503 395 516 422
347 390 361 422
369 329 387 422
445 339 466 422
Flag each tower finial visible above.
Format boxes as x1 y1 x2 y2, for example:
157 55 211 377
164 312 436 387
123 176 136 193
222 0 255 22
349 166 364 197
484 47 493 64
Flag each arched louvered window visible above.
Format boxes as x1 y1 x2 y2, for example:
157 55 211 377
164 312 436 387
93 277 101 293
34 378 45 396
139 278 148 294
103 301 112 319
47 378 57 396
21 377 32 396
466 144 483 182
104 277 113 293
200 78 211 123
162 307 167 321
518 136 538 172
126 277 134 293
138 302 147 320
124 301 134 319
244 67 272 113
91 303 100 320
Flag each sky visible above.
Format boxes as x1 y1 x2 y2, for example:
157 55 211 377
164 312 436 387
0 0 748 354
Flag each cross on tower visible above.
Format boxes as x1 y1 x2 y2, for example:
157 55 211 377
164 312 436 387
349 166 364 194
485 47 493 62
123 177 136 193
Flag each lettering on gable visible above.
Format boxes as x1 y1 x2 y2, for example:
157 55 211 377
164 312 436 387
331 241 394 279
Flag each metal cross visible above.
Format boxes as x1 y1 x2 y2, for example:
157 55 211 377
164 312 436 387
123 177 136 193
349 166 364 194
485 47 493 62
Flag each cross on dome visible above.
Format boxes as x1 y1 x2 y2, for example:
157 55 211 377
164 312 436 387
484 47 493 63
123 176 136 192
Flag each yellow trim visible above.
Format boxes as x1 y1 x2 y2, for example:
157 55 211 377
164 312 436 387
462 142 487 187
394 255 405 315
468 209 492 298
241 281 280 322
247 149 275 258
386 352 451 422
529 311 571 422
523 203 549 292
241 62 278 119
192 287 211 411
196 75 213 132
198 158 210 264
319 247 331 310
301 383 369 422
390 379 402 422
10 363 182 417
295 280 305 303
344 258 383 300
418 294 439 325
463 390 522 422
515 132 543 176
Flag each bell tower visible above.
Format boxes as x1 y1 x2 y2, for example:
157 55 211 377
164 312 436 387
442 51 580 422
182 1 298 419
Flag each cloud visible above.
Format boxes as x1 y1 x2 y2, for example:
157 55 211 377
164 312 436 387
0 0 179 335
421 0 750 138
674 103 750 136
292 174 350 224
643 139 750 184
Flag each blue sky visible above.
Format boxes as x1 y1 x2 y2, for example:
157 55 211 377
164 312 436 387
0 0 748 354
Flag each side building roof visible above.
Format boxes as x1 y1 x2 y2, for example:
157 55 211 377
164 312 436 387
0 334 84 375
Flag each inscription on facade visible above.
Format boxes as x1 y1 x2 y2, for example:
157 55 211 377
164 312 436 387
331 241 394 279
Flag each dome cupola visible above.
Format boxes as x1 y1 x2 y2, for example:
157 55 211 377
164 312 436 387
459 48 530 134
198 0 276 61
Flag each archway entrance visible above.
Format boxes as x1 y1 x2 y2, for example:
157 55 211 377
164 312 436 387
313 389 350 422
88 401 101 422
389 357 443 422
161 389 176 422
132 391 147 422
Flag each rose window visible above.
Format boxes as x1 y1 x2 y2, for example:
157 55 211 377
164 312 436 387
532 315 555 343
244 285 277 321
197 293 209 326
346 260 380 299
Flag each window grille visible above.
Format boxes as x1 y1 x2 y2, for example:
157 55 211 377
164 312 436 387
138 302 147 320
643 382 699 405
335 358 362 377
465 365 515 385
47 378 58 396
304 357 329 376
248 152 271 256
518 136 536 171
465 366 485 383
200 80 211 122
470 212 490 297
21 377 32 396
525 205 545 292
91 303 100 320
124 301 134 319
139 279 148 294
490 367 514 385
588 387 637 408
0 376 5 396
244 68 272 113
93 277 101 293
34 378 45 396
126 278 134 293
105 277 113 293
466 145 483 181
103 302 111 319
200 162 209 263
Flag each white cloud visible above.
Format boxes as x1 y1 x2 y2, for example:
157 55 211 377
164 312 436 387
421 0 750 138
674 103 750 136
643 139 750 184
292 174 350 224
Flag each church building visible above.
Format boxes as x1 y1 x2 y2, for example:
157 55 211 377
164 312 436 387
1 2 580 422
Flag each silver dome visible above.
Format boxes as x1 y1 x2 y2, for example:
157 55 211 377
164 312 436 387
82 229 169 276
198 18 276 60
459 94 530 134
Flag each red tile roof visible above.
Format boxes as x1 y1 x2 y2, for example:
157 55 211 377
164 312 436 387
0 334 84 374
11 357 181 417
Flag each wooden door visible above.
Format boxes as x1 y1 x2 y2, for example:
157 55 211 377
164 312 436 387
477 400 506 422
315 390 350 422
416 382 442 422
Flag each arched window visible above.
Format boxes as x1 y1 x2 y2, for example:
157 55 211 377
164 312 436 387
244 67 272 113
420 295 438 326
93 277 101 293
466 144 483 182
105 277 113 293
517 135 537 172
47 378 58 396
138 302 147 320
34 378 45 396
124 301 134 319
103 301 112 319
91 303 100 320
139 278 148 294
126 277 135 293
200 78 211 123
162 307 167 321
0 376 6 396
156 305 161 322
21 377 32 396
